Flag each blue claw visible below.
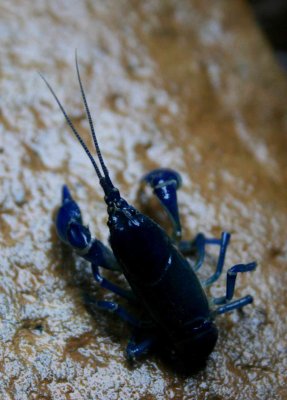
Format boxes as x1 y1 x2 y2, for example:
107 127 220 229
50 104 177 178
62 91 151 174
142 168 182 241
56 185 121 272
66 222 92 250
62 184 73 202
56 185 86 247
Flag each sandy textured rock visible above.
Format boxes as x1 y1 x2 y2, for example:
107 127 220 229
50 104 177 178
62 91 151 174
0 1 287 399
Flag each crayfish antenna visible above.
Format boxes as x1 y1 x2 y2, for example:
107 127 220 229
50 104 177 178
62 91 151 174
75 51 110 180
40 59 118 200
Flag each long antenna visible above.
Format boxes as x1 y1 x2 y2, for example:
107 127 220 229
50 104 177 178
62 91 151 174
75 51 109 179
39 73 103 181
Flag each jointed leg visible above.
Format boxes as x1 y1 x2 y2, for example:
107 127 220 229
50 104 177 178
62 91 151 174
87 297 155 359
214 295 254 315
179 233 206 269
92 264 136 302
126 333 156 361
180 232 230 285
201 232 231 286
87 298 141 327
212 262 257 314
213 262 257 305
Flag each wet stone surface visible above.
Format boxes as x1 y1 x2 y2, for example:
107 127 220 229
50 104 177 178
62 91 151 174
0 1 287 399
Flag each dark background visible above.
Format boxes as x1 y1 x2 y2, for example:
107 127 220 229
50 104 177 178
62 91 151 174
249 0 287 68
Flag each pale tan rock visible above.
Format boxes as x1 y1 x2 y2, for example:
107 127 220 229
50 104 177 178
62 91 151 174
0 1 286 399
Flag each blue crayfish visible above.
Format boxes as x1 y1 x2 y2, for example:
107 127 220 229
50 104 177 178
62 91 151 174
41 56 257 367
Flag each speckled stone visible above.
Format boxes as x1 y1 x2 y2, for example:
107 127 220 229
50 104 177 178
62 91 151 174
0 1 287 399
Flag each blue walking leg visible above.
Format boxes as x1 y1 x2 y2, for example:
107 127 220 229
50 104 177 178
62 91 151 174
180 232 230 284
213 262 257 305
214 295 254 315
179 233 224 258
92 264 136 302
88 299 141 327
202 232 231 286
180 233 206 271
87 297 155 359
126 334 155 361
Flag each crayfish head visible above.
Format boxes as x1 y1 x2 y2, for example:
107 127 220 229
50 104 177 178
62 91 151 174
107 196 142 231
